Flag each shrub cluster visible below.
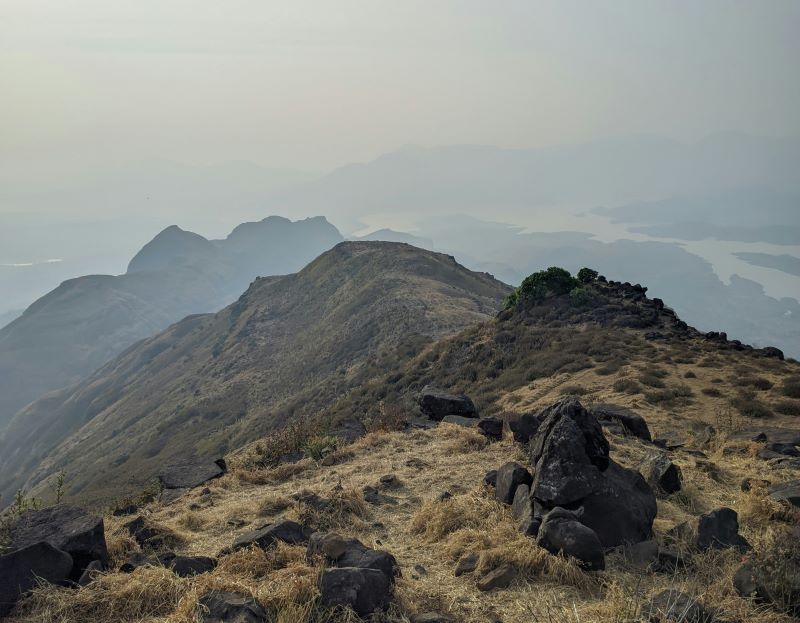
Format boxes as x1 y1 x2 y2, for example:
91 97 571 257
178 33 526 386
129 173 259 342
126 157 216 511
505 266 599 308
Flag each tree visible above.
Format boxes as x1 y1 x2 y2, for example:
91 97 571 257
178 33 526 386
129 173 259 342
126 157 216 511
577 267 599 284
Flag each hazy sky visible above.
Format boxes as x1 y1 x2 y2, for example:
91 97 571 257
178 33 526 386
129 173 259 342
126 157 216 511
2 0 799 181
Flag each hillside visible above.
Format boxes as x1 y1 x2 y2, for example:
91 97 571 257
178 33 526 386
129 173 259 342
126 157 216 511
3 265 799 623
0 242 510 507
0 216 343 430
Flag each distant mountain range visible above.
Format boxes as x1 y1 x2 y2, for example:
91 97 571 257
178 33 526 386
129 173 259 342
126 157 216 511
0 216 343 430
0 242 509 505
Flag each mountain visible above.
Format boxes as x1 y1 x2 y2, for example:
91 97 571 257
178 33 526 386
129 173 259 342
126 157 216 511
0 242 510 506
5 260 800 623
0 216 343 430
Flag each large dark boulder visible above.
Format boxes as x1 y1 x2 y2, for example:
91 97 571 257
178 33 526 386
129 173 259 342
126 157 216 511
307 532 398 581
0 541 73 617
641 453 682 494
10 505 108 579
528 398 655 547
232 520 311 551
159 458 226 490
578 460 657 547
590 404 652 441
494 462 533 505
530 398 609 506
419 386 477 421
536 508 605 571
319 567 392 616
199 590 267 623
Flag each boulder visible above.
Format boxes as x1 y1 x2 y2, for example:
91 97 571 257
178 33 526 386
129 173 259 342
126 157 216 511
454 552 478 577
307 532 398 581
641 453 682 494
232 520 311 551
0 541 73 617
319 567 392 616
511 484 532 521
530 398 609 507
10 505 108 580
768 480 800 508
528 398 655 547
590 404 652 441
419 386 477 421
476 563 517 591
670 507 750 553
495 462 533 505
199 590 267 623
505 412 542 444
536 508 605 571
159 458 226 490
642 590 714 623
477 417 503 441
168 555 217 577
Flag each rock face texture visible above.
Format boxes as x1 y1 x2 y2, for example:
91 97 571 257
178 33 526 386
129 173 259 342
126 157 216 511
9 505 108 580
528 397 656 548
640 453 682 494
159 458 227 490
419 386 478 421
0 542 74 617
670 507 751 553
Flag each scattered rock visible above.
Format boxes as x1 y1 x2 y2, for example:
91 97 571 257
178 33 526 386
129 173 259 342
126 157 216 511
670 507 750 553
0 542 74 617
419 386 477 421
623 540 684 572
10 505 109 580
307 532 398 581
122 516 177 551
642 589 714 623
319 567 392 616
477 417 503 441
511 484 532 521
483 470 498 487
476 563 517 591
231 520 311 551
199 590 267 623
159 458 226 490
168 555 217 577
537 507 605 571
652 431 685 450
119 551 151 573
591 404 652 441
363 485 397 505
505 412 542 444
436 490 452 502
454 552 479 577
641 453 682 494
495 462 533 505
768 480 800 508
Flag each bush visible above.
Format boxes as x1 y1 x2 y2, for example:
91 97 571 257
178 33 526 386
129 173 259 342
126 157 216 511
613 378 641 394
508 267 579 307
701 387 722 397
730 391 772 418
577 267 599 284
738 376 774 391
781 377 800 399
774 400 800 416
684 370 697 379
568 287 594 306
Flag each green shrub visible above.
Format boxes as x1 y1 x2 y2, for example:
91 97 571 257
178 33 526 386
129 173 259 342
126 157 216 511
577 267 599 283
568 286 594 306
508 267 579 307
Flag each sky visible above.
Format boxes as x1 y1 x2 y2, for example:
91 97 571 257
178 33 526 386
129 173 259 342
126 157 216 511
1 0 799 184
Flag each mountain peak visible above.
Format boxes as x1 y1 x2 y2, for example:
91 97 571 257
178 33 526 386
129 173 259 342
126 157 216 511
126 226 215 274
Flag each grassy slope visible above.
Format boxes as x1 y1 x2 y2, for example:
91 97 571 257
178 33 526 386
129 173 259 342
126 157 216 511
0 242 509 507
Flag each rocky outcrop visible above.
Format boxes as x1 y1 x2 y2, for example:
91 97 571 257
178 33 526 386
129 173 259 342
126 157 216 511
528 397 656 547
0 542 74 617
419 387 477 421
9 505 108 580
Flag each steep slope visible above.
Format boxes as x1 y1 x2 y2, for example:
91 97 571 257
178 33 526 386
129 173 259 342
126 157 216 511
0 242 509 506
0 216 343 429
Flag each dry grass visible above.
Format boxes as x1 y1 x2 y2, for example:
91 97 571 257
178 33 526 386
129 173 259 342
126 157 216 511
435 423 489 453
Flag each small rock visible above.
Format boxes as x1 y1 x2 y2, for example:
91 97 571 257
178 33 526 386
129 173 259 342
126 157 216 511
741 477 770 492
669 507 750 553
483 470 498 487
199 590 267 623
768 479 800 508
363 485 397 505
477 417 503 441
641 453 682 494
169 555 216 577
476 563 517 591
505 412 542 444
76 559 104 586
591 404 652 441
642 589 713 623
537 508 605 571
454 552 479 577
232 520 311 551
